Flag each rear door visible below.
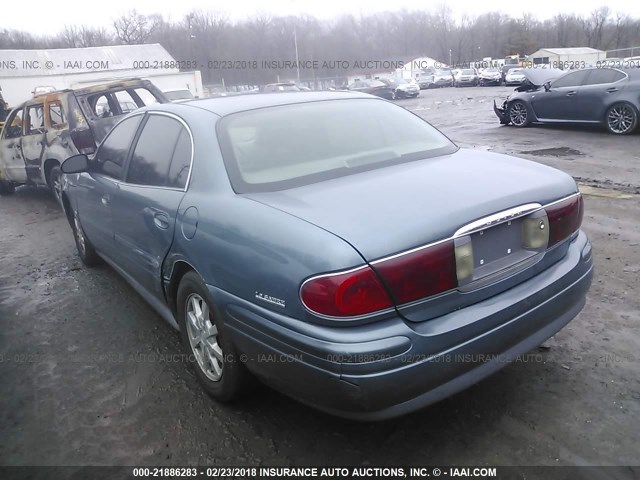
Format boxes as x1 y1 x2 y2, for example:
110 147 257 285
576 68 628 121
76 115 144 257
21 103 47 184
530 70 590 121
0 107 28 183
110 113 192 300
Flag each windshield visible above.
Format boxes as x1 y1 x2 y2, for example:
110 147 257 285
509 69 524 74
217 98 457 193
461 69 475 75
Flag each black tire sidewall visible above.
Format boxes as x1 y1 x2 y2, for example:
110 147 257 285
72 210 100 266
48 165 63 205
176 271 248 402
0 179 15 195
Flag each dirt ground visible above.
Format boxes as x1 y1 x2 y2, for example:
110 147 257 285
0 86 639 467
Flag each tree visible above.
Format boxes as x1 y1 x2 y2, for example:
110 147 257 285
114 10 161 45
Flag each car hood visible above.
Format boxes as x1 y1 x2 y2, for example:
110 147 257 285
522 68 564 86
245 149 578 260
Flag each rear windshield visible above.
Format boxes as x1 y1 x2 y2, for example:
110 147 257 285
217 98 457 193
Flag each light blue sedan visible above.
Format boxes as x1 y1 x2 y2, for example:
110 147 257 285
60 92 593 420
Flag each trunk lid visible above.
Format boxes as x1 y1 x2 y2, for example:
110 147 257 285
246 148 578 261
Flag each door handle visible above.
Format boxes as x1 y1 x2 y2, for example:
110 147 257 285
566 91 577 96
101 194 110 206
153 212 170 230
606 87 618 93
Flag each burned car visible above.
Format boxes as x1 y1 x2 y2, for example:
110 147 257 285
494 67 640 135
0 79 167 198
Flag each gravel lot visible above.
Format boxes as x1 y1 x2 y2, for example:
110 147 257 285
1 86 639 467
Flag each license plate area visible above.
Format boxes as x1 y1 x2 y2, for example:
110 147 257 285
459 218 541 287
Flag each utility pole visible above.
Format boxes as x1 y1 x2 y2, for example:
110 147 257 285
294 25 300 84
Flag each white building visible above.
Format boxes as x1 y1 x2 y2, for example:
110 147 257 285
527 47 606 67
0 44 203 107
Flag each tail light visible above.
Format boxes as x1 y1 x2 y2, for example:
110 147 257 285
70 128 97 155
300 267 392 317
546 194 584 247
372 240 457 305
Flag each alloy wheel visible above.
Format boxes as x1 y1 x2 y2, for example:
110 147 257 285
607 104 636 134
186 293 224 382
510 102 528 126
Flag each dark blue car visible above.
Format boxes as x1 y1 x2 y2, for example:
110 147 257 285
60 92 593 420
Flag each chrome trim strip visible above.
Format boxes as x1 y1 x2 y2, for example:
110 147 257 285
453 203 542 237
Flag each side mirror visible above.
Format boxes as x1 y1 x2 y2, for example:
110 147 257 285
543 81 551 92
61 154 89 174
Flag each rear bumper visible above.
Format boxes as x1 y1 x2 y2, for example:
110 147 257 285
213 231 593 420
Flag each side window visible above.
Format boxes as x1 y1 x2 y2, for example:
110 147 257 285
25 105 45 135
3 108 24 139
551 70 590 88
91 93 117 118
48 102 65 129
133 88 161 106
584 68 626 86
114 90 142 113
94 115 142 179
167 129 192 189
126 115 184 187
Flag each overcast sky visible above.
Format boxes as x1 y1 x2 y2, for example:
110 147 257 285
4 0 640 36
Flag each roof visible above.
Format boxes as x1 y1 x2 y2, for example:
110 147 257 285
0 44 176 78
533 47 603 55
180 91 374 117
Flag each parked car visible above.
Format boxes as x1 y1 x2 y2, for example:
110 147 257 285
504 68 527 86
59 92 592 420
454 69 479 87
478 67 502 86
263 83 301 93
347 79 395 99
494 67 640 135
164 89 196 102
379 78 420 99
500 64 521 84
417 71 435 89
0 79 167 198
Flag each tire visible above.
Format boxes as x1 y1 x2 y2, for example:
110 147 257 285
391 90 397 100
47 164 63 206
0 179 15 195
177 271 253 402
605 103 638 135
508 100 531 127
71 210 101 267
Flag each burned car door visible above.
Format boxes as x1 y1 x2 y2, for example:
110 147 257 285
21 103 47 184
0 107 28 183
576 68 628 122
530 70 590 121
110 113 191 300
76 115 144 257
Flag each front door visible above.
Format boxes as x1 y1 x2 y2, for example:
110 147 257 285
530 70 590 121
76 114 144 259
21 103 47 184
